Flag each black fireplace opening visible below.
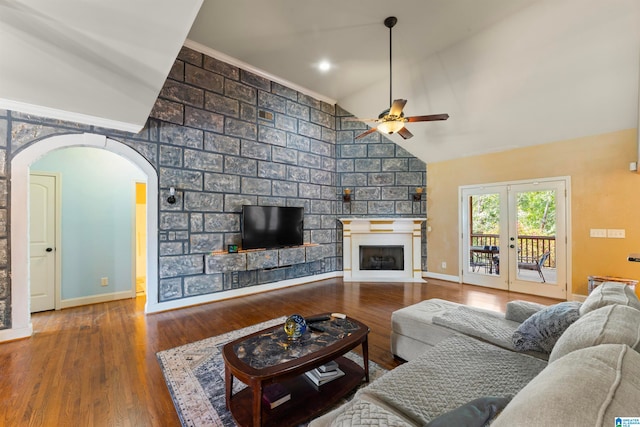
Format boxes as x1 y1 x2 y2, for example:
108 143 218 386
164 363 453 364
359 245 404 271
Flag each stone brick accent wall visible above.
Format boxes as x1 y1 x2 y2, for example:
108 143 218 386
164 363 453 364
149 47 343 300
0 46 428 329
335 105 428 270
0 109 7 329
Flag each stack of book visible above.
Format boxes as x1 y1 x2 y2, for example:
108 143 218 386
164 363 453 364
304 360 345 387
262 383 291 409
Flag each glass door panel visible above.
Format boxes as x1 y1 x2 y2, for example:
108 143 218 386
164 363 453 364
461 187 508 290
508 181 566 299
515 189 556 284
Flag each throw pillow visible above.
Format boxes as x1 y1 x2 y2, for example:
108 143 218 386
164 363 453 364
425 396 512 427
505 300 548 323
492 344 640 427
512 301 581 353
580 281 640 315
549 304 640 363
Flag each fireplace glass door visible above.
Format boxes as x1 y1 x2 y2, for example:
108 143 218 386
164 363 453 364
359 245 404 271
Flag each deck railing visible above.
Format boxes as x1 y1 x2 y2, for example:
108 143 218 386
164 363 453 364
470 233 556 267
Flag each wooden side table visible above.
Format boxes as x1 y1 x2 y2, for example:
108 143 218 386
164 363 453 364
587 275 638 293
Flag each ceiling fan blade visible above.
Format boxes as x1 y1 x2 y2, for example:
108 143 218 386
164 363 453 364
406 113 450 122
355 127 379 139
343 117 379 122
397 127 413 140
388 99 407 117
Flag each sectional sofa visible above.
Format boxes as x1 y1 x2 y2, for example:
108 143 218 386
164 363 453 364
310 282 640 426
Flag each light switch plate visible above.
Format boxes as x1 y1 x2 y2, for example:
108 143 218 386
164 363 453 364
607 229 625 238
590 229 607 238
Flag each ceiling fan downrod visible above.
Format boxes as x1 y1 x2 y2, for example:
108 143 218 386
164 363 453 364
384 16 397 108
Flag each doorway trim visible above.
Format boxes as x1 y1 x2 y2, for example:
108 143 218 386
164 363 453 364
5 133 158 341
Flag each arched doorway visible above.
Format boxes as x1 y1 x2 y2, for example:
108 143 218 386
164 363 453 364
6 133 158 341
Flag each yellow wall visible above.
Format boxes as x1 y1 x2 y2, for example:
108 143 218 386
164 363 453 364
427 129 640 297
135 182 147 293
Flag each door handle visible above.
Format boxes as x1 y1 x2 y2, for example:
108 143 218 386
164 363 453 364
46 247 53 252
509 244 515 249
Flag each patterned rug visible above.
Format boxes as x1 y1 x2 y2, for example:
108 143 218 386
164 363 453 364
157 317 388 427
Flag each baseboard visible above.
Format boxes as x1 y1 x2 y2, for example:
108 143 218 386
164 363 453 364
0 325 33 342
422 271 460 283
146 271 342 314
59 290 136 309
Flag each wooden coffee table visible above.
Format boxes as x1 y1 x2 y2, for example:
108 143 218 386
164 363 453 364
222 314 370 427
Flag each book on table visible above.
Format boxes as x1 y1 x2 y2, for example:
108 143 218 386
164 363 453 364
304 366 345 386
317 360 339 373
262 383 291 409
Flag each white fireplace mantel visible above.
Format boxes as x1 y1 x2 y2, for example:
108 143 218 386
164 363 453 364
339 218 425 282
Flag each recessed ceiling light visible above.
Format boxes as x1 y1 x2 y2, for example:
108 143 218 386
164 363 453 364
318 60 331 72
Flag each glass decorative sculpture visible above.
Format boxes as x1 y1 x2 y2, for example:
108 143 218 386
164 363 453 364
284 314 307 340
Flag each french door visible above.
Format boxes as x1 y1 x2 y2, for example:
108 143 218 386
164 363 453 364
460 178 568 299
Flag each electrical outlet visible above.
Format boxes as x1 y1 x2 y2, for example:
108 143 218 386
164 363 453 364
101 277 109 287
441 261 447 269
589 229 607 238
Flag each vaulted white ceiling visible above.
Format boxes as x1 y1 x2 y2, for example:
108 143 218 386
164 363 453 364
1 0 638 163
0 0 203 131
188 0 640 163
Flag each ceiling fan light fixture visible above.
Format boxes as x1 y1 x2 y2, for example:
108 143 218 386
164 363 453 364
377 120 405 135
351 17 449 140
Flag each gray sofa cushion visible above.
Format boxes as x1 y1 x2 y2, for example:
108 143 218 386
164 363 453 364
310 335 546 427
424 396 512 427
391 299 464 354
549 304 640 363
505 300 548 323
580 281 640 315
310 396 416 427
355 335 545 425
492 344 640 427
512 301 581 353
432 305 520 350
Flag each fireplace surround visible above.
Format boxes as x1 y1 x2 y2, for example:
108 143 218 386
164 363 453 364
339 218 425 282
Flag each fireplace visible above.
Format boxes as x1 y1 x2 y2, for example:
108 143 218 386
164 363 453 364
339 218 425 282
359 246 404 270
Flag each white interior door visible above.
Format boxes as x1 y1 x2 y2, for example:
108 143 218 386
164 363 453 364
461 178 569 299
29 173 57 312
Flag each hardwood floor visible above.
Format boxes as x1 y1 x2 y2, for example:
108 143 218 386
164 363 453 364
0 278 560 426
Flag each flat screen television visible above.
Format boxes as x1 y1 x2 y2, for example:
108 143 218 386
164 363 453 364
241 205 304 250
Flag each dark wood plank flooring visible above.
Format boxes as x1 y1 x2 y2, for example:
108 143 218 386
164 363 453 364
0 278 560 426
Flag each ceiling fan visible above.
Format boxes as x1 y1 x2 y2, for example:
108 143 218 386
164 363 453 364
353 16 449 140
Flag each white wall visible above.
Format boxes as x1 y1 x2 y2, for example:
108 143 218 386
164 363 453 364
32 147 146 300
339 0 640 163
0 0 203 131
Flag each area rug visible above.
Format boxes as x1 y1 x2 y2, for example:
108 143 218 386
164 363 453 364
157 317 388 427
